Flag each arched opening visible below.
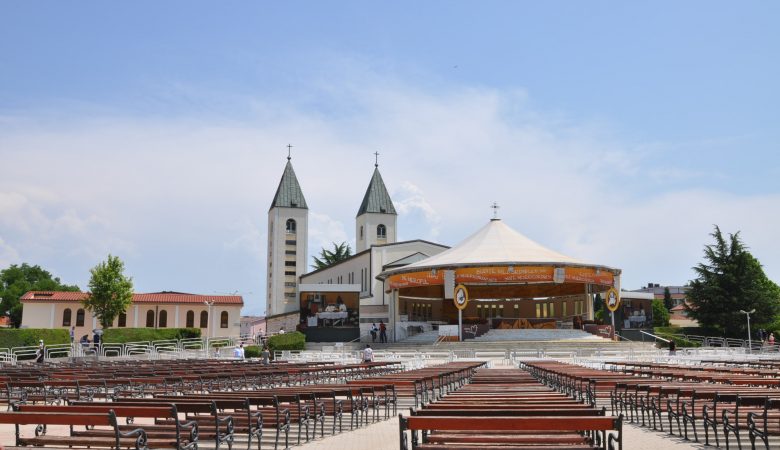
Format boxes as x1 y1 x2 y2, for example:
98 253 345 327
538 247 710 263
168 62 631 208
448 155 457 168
186 310 194 328
286 218 296 234
158 310 167 328
146 310 155 328
360 225 364 240
377 224 387 239
220 311 229 328
118 313 127 327
200 311 208 328
76 309 85 327
62 308 72 327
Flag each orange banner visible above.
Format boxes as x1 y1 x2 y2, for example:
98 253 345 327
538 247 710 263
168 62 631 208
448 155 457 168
386 265 614 290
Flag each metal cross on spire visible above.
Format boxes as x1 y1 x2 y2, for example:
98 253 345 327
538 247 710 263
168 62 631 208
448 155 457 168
287 144 293 161
491 201 500 219
374 151 380 168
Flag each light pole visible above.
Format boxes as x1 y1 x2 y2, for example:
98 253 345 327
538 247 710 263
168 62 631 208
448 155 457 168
204 300 215 339
739 309 755 352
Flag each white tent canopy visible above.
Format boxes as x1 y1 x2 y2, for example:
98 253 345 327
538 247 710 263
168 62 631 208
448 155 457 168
378 219 618 279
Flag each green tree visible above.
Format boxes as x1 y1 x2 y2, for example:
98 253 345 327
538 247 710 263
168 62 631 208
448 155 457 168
686 226 780 337
311 242 353 270
0 264 79 327
663 287 674 311
652 299 670 327
83 255 134 329
593 293 606 323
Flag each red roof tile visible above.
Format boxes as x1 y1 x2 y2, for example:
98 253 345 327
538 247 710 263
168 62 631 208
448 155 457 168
20 291 243 305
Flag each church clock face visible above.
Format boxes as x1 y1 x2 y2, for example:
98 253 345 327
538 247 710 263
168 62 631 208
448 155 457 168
454 285 469 310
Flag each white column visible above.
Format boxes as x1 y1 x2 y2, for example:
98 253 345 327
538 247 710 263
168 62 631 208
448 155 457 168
175 305 180 328
133 305 139 327
49 304 55 328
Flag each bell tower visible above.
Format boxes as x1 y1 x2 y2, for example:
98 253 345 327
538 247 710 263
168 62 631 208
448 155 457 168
356 154 397 252
266 147 308 316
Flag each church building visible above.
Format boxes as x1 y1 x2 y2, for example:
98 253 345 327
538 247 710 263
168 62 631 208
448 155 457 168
264 154 448 340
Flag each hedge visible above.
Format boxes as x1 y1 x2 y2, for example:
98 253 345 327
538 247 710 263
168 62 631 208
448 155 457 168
244 345 261 358
102 328 201 344
267 331 305 352
0 328 70 349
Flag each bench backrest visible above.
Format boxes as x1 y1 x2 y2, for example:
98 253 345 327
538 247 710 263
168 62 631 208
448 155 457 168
401 414 621 431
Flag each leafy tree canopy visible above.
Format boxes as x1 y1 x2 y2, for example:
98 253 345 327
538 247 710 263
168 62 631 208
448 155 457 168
83 255 134 329
686 226 780 337
312 242 353 270
651 299 670 327
0 263 79 327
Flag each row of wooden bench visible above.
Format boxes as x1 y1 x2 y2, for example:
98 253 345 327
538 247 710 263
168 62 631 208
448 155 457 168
524 360 780 450
0 360 485 450
399 367 623 449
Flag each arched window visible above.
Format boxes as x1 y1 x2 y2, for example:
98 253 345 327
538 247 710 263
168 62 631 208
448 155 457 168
200 311 208 328
146 310 155 328
286 219 296 234
118 313 127 327
377 224 387 239
62 308 72 327
76 309 85 327
186 310 194 328
158 310 167 328
220 311 229 328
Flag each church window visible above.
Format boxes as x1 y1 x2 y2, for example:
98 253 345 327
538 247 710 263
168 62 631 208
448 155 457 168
76 309 85 326
62 308 72 327
146 310 155 327
285 261 296 267
285 239 296 245
158 310 168 328
186 310 194 328
220 311 229 328
118 313 127 327
286 219 296 234
200 311 208 328
360 226 364 240
284 270 296 276
377 224 387 239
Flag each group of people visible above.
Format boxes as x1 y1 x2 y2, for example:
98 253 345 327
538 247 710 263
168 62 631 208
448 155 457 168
232 342 272 365
369 320 387 343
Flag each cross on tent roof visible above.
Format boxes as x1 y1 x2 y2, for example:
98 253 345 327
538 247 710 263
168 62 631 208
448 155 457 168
491 202 500 219
287 144 293 161
374 151 380 167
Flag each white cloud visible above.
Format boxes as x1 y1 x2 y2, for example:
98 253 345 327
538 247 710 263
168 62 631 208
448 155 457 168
1 70 778 314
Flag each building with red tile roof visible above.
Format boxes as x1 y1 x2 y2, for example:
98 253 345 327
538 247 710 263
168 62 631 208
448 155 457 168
20 291 243 338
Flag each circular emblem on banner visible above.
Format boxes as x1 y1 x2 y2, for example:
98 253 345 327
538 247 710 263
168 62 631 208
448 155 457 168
454 284 469 310
606 287 621 312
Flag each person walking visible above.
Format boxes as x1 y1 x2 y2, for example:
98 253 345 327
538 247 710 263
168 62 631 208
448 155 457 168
379 320 387 343
362 345 374 363
35 340 45 363
261 346 271 365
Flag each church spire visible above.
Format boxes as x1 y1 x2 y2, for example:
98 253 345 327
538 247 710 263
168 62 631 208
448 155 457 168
270 149 308 210
357 164 396 217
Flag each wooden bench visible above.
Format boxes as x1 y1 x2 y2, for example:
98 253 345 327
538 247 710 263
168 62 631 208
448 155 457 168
398 414 623 450
0 410 148 449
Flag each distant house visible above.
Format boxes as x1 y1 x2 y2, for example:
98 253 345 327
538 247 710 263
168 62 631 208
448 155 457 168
20 291 243 338
633 283 689 307
670 301 698 327
240 315 266 337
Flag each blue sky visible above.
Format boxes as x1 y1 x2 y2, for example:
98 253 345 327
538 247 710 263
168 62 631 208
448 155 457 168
1 2 778 314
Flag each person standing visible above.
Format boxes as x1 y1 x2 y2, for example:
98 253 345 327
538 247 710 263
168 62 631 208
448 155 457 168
261 346 271 365
362 345 374 363
69 326 75 344
370 323 378 343
379 320 387 343
769 333 775 346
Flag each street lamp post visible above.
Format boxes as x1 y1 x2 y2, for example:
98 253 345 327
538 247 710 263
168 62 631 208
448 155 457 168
740 309 756 353
204 300 215 339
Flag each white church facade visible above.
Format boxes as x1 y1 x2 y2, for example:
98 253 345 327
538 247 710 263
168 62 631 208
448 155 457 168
264 155 448 341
